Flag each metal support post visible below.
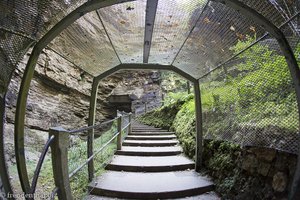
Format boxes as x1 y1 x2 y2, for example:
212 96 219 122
87 80 98 181
128 113 132 135
49 127 73 200
117 116 122 150
193 80 203 172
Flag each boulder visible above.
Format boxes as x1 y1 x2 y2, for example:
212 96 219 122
272 172 288 192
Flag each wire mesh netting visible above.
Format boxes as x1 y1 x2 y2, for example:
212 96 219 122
0 32 34 95
0 0 88 39
240 0 300 28
0 0 300 178
98 1 146 63
173 1 266 79
148 0 207 65
49 11 120 76
1 0 300 94
0 0 90 95
199 32 300 154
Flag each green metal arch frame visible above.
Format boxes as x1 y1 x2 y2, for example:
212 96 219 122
211 0 300 199
87 63 202 176
0 38 36 199
87 63 199 181
95 64 197 83
14 0 135 195
10 0 300 199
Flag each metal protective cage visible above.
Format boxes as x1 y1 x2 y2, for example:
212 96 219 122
1 0 300 199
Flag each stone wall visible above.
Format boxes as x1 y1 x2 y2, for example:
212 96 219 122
203 140 297 199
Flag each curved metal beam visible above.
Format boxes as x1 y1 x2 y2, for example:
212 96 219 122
211 0 300 199
94 65 123 83
94 64 197 83
93 64 202 171
14 0 135 194
120 63 196 82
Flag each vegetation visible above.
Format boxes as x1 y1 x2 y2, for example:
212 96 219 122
139 36 299 158
137 35 300 199
138 93 193 129
8 125 119 199
201 36 299 135
203 140 241 196
161 72 190 94
67 128 118 199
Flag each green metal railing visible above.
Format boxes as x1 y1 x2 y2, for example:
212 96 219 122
43 112 132 200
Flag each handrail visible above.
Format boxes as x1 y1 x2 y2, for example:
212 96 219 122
48 111 132 200
119 112 131 117
50 187 59 200
29 136 55 195
68 117 117 134
14 135 55 199
68 131 119 179
67 111 132 177
122 124 130 132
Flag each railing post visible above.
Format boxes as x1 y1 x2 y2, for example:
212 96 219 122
88 80 98 182
128 113 132 135
193 80 203 172
187 81 191 94
117 116 123 150
144 102 147 113
49 127 73 200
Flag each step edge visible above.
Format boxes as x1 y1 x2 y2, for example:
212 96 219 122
115 151 182 156
105 163 195 172
89 184 215 199
122 143 178 147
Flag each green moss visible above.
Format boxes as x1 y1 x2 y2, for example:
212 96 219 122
203 140 243 198
138 96 190 129
171 99 196 159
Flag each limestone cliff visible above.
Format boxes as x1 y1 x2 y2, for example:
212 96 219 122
3 48 161 195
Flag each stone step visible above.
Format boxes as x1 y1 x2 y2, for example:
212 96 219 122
132 126 155 128
106 155 194 172
86 192 220 200
123 139 178 147
88 171 214 199
132 126 161 128
126 135 176 140
130 131 175 135
115 146 182 156
132 129 169 132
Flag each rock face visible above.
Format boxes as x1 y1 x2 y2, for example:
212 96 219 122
108 70 162 115
6 49 161 131
6 49 111 132
3 48 161 196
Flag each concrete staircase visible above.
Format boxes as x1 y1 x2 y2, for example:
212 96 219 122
87 122 218 199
